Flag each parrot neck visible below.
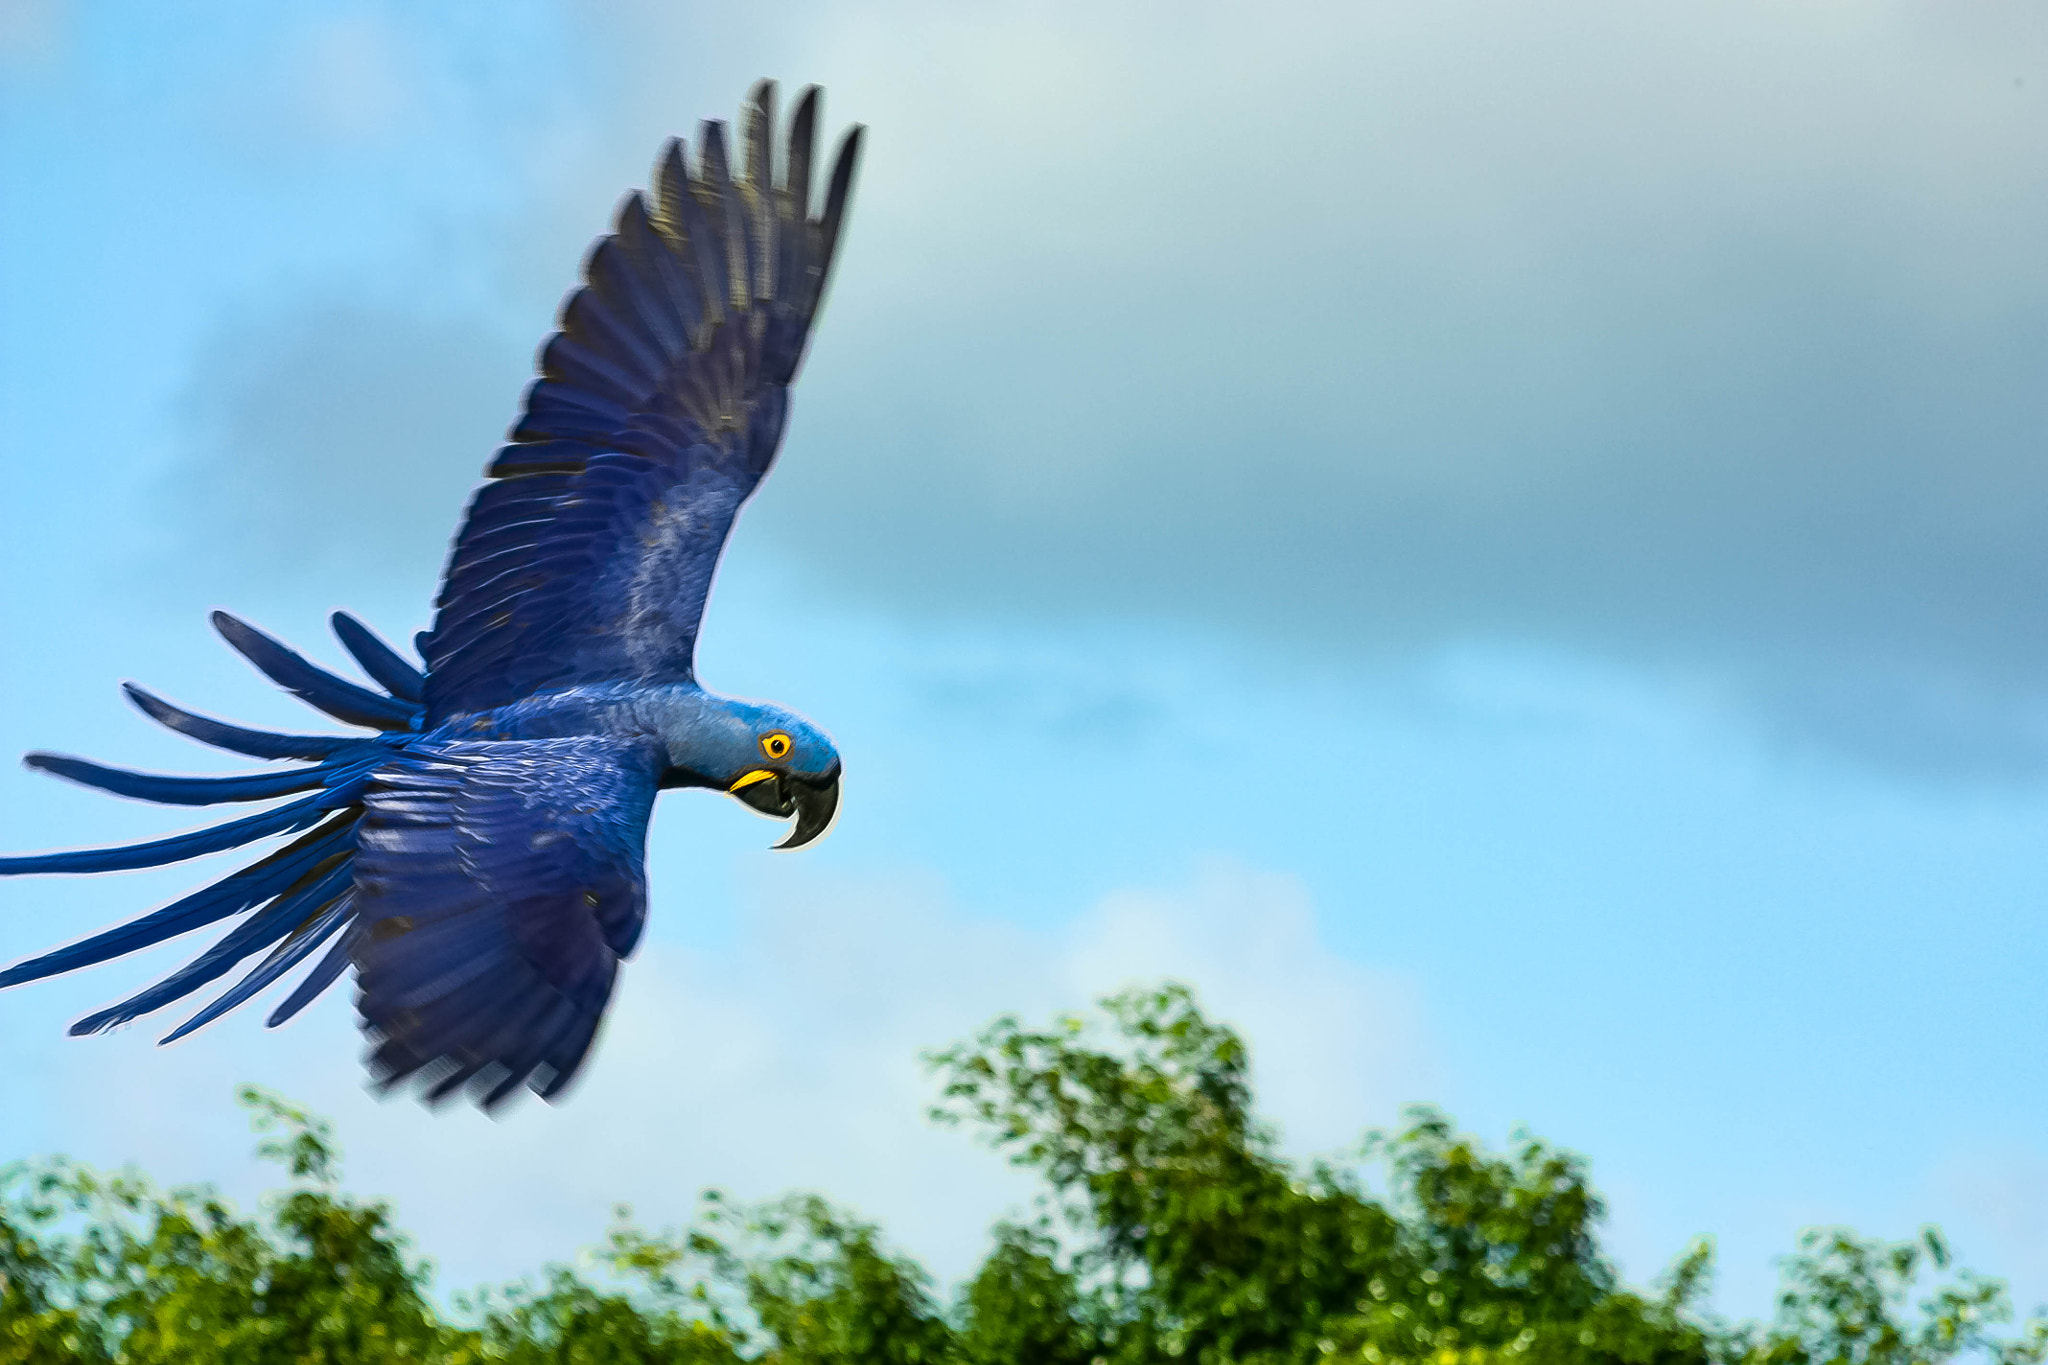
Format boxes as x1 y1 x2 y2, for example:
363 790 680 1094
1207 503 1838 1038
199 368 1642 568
417 681 771 793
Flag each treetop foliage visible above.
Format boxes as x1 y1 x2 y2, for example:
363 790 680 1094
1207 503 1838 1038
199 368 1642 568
2 983 2039 1364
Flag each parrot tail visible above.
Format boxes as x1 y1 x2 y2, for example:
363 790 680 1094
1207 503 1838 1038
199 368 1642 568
0 610 425 1040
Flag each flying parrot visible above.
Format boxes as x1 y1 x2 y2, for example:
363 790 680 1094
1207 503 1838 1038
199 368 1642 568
0 81 861 1110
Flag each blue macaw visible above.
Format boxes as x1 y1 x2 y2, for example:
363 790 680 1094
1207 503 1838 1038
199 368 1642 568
0 81 861 1110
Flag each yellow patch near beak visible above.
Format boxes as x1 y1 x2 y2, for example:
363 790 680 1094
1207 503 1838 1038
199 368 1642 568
728 769 777 793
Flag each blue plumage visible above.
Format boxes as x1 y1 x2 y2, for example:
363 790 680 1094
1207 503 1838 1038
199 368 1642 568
0 81 859 1110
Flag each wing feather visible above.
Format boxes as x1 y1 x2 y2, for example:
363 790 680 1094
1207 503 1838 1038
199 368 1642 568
613 197 700 356
351 736 660 1109
421 83 862 721
653 139 730 337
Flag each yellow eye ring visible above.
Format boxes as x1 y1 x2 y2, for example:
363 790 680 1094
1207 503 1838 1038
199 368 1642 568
760 731 792 761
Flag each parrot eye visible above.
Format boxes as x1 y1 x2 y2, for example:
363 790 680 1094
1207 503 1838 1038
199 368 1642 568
760 732 793 761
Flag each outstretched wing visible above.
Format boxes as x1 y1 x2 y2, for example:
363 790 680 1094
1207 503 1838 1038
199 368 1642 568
351 736 661 1108
423 80 862 723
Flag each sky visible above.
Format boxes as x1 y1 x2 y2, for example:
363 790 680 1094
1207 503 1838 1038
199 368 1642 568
3 0 2048 1326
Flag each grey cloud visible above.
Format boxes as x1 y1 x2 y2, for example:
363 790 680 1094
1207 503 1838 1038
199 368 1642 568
735 0 2048 774
174 0 2048 773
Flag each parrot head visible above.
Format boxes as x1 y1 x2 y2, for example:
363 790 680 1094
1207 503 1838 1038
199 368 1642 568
662 695 841 849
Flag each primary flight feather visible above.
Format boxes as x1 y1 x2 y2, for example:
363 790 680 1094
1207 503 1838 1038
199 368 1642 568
0 81 861 1111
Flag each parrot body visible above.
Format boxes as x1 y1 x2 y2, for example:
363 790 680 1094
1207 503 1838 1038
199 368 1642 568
0 81 860 1110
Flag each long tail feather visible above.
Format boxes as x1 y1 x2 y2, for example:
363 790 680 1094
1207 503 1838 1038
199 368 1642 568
0 816 356 987
212 612 421 732
0 609 424 1039
160 892 354 1043
24 752 338 806
0 788 355 877
69 856 357 1035
124 684 366 761
266 925 359 1028
330 612 425 704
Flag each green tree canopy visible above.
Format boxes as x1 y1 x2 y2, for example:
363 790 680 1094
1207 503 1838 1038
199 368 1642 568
1 984 2039 1364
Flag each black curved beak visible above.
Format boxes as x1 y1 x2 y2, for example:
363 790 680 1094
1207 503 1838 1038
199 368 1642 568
728 766 842 850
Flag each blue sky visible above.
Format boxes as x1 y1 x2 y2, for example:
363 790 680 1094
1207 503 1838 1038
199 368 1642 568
4 0 2048 1323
